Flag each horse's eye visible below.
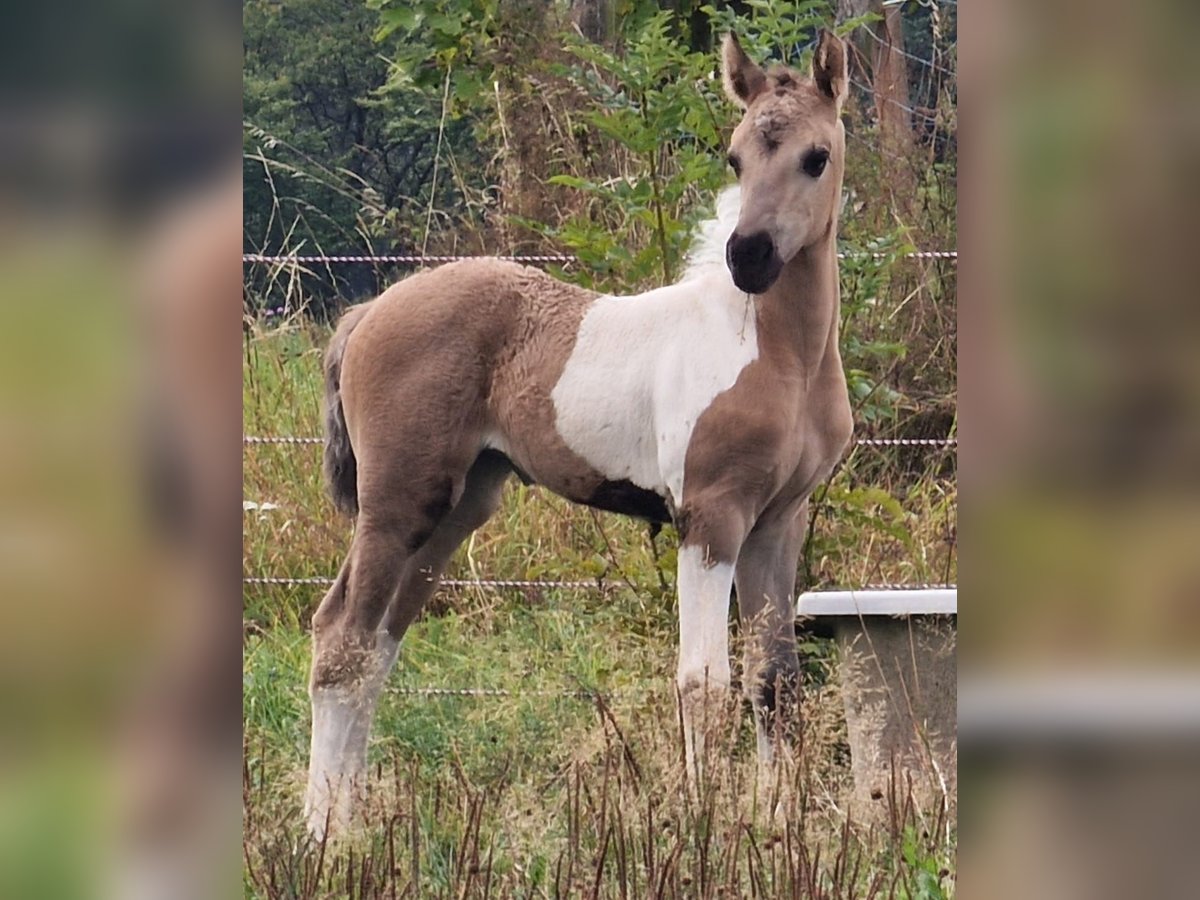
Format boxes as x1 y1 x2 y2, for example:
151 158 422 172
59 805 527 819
802 148 829 178
727 153 742 178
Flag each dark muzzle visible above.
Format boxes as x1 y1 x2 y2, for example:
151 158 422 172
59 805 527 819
725 230 783 294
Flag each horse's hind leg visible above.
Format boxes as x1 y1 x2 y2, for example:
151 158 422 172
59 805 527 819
383 450 512 639
305 444 469 837
304 521 407 839
305 531 436 839
304 450 510 837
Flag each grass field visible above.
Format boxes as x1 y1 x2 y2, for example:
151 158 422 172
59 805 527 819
242 317 957 898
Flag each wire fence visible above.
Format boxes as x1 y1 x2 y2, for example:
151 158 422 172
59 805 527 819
385 685 620 700
243 435 957 448
241 28 959 633
241 16 957 709
246 571 957 704
242 253 577 265
862 24 957 79
244 575 955 592
849 74 944 123
244 250 956 266
243 434 956 597
245 573 957 703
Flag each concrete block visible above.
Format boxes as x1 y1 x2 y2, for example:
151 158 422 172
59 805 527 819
833 615 957 817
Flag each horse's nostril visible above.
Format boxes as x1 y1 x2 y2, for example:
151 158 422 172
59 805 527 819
729 231 775 269
754 233 776 263
726 230 782 293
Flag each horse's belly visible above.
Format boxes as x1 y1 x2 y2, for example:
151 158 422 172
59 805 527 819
579 477 672 523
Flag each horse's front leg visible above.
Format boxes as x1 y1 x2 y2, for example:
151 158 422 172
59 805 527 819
734 498 807 767
675 505 750 785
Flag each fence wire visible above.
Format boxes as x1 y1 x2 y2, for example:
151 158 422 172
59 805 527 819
862 25 957 78
243 435 957 448
386 685 610 700
243 250 956 265
244 575 955 593
243 253 576 265
243 437 956 597
246 576 956 705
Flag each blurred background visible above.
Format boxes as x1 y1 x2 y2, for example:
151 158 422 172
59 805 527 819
0 0 240 897
959 0 1200 897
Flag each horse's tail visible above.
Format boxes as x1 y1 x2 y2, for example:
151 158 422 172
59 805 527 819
323 302 373 517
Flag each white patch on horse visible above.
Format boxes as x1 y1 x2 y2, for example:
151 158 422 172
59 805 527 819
681 186 742 280
676 545 734 691
305 631 399 837
550 188 756 506
481 428 511 457
675 544 735 775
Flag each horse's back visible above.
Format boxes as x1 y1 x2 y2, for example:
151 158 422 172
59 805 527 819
336 258 596 466
356 258 528 332
341 258 580 372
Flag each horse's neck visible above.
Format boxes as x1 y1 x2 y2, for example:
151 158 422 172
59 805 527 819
756 228 841 377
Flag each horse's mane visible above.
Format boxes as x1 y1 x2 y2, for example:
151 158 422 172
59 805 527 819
679 185 740 285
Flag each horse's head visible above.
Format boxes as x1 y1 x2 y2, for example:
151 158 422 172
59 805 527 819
721 29 848 294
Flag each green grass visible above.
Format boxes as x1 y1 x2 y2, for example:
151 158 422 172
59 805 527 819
242 319 956 898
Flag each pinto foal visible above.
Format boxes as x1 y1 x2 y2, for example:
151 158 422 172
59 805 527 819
305 30 853 836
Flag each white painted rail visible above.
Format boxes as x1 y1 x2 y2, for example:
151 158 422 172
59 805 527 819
796 588 957 617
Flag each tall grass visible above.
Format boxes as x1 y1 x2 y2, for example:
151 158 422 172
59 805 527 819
244 667 953 898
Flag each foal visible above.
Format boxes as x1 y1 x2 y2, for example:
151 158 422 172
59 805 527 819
305 30 853 836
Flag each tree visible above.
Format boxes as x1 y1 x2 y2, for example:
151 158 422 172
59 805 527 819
243 0 483 258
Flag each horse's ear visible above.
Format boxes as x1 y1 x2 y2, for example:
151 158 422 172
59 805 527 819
812 29 848 110
722 33 767 109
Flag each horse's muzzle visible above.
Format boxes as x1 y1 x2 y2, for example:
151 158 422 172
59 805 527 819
726 230 783 294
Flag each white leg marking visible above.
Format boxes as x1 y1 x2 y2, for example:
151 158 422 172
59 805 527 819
755 719 797 773
305 631 399 838
756 727 775 765
676 544 735 778
677 545 734 691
